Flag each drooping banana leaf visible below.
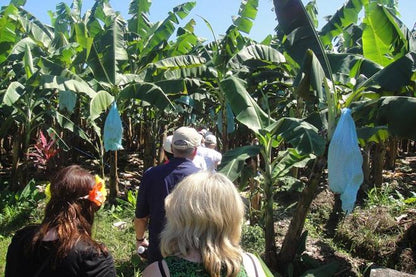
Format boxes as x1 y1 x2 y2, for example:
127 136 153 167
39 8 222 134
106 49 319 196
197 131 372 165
41 75 96 98
271 149 314 180
346 52 416 105
221 76 272 135
273 0 332 79
227 44 286 70
264 117 326 156
218 145 261 182
15 7 54 48
90 90 115 120
118 82 173 111
2 81 25 106
327 53 382 85
351 96 416 139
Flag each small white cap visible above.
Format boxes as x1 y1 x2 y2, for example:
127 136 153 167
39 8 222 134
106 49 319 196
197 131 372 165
163 135 173 154
204 134 217 145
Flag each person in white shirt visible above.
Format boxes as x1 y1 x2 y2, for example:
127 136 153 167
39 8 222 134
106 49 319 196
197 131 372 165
194 134 222 172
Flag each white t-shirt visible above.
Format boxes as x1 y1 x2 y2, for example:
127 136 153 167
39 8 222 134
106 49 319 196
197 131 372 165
194 146 222 172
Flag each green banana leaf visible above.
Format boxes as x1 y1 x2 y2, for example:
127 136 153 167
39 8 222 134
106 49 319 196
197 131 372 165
3 81 24 106
55 111 94 146
87 15 128 85
320 0 367 46
90 90 115 121
327 53 382 85
218 145 261 182
351 96 416 139
232 0 259 34
221 76 272 135
274 0 332 79
141 2 196 57
294 49 326 104
41 75 96 98
362 2 409 66
118 82 173 111
152 55 207 70
359 51 416 92
15 8 53 48
128 0 152 37
264 117 326 156
271 149 314 180
227 44 286 69
356 126 389 146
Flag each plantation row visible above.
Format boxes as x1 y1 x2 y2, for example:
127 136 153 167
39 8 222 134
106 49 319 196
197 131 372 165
1 0 416 275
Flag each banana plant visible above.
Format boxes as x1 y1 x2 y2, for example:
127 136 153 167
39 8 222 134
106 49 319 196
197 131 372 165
218 77 326 268
0 4 60 189
271 0 416 270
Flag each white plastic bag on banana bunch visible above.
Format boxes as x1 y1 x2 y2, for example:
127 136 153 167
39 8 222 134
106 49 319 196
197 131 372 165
328 108 363 214
104 102 123 151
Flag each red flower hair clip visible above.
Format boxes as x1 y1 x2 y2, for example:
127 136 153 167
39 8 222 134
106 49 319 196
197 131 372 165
80 175 107 206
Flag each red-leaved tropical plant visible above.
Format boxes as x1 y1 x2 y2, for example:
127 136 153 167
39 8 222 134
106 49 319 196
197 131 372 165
27 130 59 169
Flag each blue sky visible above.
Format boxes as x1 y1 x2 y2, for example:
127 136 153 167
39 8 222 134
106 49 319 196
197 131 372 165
9 0 416 42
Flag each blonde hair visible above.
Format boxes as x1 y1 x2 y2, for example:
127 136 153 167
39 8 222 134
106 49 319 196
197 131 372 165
160 172 244 277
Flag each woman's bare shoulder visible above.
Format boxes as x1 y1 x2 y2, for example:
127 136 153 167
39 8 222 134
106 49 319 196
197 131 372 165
142 260 169 277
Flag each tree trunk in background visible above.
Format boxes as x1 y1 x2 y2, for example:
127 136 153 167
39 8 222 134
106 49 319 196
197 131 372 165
277 156 326 269
372 142 385 187
263 172 278 269
71 97 81 163
143 111 155 170
109 150 119 203
221 104 229 152
385 137 398 170
11 127 22 191
362 144 372 192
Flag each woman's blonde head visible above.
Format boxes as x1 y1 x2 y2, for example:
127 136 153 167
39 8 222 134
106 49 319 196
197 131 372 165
160 171 245 277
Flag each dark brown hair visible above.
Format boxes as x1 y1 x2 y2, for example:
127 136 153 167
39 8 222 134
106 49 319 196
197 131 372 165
32 165 107 260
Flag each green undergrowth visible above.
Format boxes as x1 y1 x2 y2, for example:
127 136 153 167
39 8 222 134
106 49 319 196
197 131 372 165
304 181 416 276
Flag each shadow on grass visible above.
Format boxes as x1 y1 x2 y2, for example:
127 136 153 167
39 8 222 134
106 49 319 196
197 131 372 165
115 253 147 277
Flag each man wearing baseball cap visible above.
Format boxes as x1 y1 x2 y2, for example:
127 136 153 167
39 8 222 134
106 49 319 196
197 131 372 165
134 127 201 263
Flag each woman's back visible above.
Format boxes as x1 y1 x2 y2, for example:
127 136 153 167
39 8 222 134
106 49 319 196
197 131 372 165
5 225 116 277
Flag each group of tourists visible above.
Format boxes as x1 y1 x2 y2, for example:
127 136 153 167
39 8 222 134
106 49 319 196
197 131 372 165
5 126 266 277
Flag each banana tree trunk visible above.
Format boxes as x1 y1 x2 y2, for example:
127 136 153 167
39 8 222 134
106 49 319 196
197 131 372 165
109 150 119 203
362 144 372 192
11 127 23 191
385 137 397 170
277 156 326 268
371 142 385 187
263 170 278 268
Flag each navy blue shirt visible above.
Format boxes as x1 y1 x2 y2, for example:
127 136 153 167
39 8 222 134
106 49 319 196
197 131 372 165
135 157 199 262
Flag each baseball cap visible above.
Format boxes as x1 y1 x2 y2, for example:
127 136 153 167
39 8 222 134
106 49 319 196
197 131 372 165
163 135 173 154
204 134 217 145
172 127 202 150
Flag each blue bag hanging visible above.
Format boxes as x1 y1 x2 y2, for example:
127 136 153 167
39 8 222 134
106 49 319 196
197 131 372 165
328 108 363 214
103 102 123 151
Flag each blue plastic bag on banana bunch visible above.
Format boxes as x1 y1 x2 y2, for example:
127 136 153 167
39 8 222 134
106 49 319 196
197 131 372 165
328 108 363 214
104 102 123 151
